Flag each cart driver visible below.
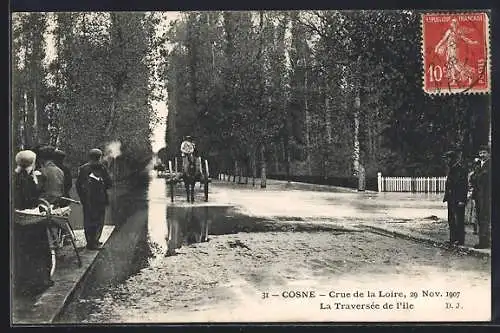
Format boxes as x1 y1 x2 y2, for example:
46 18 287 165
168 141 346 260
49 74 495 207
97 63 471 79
180 136 196 157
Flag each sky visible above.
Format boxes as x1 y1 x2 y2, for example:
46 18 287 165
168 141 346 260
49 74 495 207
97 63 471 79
150 11 181 153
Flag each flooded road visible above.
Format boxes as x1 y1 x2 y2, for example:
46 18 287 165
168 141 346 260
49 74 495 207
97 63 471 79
57 174 491 323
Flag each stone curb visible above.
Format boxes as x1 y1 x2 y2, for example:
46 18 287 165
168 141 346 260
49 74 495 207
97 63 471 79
361 224 490 258
13 226 115 325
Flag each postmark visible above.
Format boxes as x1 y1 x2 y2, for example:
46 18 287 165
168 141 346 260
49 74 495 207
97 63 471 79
422 12 490 94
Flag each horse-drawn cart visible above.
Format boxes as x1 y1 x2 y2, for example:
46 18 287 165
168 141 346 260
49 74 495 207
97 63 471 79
166 156 211 203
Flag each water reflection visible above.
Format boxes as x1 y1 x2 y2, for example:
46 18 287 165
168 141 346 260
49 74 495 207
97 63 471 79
165 206 210 256
146 175 212 259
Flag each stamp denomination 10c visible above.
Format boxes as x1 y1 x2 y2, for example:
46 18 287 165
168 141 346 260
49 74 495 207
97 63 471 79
422 12 490 94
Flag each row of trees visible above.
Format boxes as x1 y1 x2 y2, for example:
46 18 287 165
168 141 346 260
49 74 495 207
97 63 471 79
12 12 162 175
164 10 490 184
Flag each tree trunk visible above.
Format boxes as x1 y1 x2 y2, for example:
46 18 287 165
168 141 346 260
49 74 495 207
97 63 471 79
244 157 249 184
22 92 28 149
274 144 279 175
32 81 38 145
353 56 362 174
260 145 267 188
252 149 256 187
105 87 117 136
233 160 237 182
284 137 291 183
238 162 242 183
304 56 312 176
324 89 333 179
354 94 360 173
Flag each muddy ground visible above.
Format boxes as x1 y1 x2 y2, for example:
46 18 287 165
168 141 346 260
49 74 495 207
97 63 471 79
60 222 490 323
57 177 491 323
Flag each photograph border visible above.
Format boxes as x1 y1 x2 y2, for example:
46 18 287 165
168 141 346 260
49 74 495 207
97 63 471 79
7 0 500 328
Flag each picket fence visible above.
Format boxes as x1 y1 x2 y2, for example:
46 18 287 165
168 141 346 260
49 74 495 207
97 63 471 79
377 172 447 193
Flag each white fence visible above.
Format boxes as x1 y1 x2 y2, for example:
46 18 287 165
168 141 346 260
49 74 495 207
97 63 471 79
377 172 446 193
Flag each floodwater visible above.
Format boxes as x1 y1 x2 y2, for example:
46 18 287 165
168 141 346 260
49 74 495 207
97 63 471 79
57 174 491 323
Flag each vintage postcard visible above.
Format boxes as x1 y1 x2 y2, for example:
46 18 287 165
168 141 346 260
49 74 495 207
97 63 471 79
11 9 492 324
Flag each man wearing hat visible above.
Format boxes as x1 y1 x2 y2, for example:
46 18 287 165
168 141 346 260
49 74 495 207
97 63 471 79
473 145 491 249
76 148 112 250
180 136 197 174
442 147 468 246
180 136 196 156
53 149 73 206
37 145 65 206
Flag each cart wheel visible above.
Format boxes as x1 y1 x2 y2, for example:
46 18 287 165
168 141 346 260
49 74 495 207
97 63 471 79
50 249 57 277
170 180 174 202
204 180 209 202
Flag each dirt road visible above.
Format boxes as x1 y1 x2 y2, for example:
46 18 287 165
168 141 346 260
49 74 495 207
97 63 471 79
58 177 491 323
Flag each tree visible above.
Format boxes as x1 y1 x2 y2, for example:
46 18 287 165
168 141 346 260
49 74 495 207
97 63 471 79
164 10 490 183
12 13 48 150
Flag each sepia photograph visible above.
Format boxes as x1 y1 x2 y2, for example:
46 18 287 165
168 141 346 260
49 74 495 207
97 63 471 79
10 9 492 324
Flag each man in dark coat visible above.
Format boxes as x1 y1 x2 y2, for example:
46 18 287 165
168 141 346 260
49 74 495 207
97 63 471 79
53 149 73 206
442 148 468 246
473 145 491 249
76 148 112 250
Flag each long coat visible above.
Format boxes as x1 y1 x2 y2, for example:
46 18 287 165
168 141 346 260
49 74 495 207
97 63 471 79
443 161 468 205
39 161 65 204
76 162 112 207
474 159 491 222
13 168 40 209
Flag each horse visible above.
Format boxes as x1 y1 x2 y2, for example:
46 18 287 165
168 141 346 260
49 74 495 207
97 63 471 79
154 163 167 177
182 153 202 203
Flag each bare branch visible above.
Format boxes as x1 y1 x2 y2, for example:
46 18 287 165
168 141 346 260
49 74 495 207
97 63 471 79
296 15 327 39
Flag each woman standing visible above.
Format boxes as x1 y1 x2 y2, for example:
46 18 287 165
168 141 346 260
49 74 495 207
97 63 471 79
13 150 54 296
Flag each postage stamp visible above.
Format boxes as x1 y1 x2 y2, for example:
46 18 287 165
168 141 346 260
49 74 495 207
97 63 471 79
422 12 490 94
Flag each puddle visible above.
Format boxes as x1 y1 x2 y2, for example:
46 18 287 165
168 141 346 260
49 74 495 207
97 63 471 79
58 174 365 323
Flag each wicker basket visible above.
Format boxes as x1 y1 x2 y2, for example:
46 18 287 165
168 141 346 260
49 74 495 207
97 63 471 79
14 211 50 226
14 209 71 226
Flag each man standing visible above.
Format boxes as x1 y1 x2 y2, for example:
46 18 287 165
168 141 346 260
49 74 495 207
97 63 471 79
474 145 491 249
442 148 468 246
76 148 112 250
467 157 482 234
180 136 196 174
180 136 196 156
53 149 73 206
37 146 65 206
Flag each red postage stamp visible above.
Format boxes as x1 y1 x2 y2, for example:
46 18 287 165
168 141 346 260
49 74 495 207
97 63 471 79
422 12 490 94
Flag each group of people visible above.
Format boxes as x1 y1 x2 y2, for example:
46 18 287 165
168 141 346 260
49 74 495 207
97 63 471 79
13 145 113 294
13 145 73 294
14 146 72 210
443 144 491 249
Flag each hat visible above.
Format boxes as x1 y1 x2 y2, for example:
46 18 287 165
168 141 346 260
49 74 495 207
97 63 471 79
37 145 56 159
442 151 456 158
53 149 66 159
478 145 490 153
88 148 103 160
15 150 37 168
442 144 462 157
